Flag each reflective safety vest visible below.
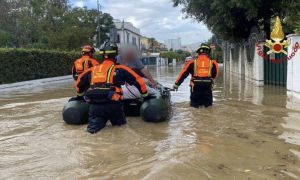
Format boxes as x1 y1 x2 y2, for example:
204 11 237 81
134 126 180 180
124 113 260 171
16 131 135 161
193 55 213 78
74 56 99 76
91 61 115 85
89 61 122 101
75 58 91 75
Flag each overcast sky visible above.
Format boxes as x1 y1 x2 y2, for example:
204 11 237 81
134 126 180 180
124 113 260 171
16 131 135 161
70 0 212 45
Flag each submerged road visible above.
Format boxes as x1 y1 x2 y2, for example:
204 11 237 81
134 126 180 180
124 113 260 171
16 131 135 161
0 66 300 179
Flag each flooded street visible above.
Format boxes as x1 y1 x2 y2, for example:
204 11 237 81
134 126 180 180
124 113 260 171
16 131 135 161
1 66 300 179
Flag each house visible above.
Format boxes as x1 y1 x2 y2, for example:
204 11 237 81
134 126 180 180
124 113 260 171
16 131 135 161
141 53 168 66
113 19 141 52
141 36 168 53
140 36 151 52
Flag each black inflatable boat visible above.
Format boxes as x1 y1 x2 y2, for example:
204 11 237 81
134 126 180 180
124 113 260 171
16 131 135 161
62 85 172 124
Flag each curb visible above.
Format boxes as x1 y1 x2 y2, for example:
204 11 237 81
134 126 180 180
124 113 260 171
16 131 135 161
0 75 73 92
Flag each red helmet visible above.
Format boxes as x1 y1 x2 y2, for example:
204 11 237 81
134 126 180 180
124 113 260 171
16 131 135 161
81 45 95 55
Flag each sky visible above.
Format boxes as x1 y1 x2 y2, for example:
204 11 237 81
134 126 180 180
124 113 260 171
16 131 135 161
70 0 212 45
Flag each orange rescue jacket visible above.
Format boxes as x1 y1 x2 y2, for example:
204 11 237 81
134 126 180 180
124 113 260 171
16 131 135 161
72 55 99 80
89 61 122 101
193 55 218 78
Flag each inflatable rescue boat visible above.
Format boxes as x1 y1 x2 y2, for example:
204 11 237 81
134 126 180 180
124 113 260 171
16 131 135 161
62 84 171 124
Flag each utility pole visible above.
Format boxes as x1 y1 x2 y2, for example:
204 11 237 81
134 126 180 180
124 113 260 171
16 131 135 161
97 0 101 47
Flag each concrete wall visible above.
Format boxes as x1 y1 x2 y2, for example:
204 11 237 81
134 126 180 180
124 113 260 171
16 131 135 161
250 42 264 85
141 57 168 66
224 34 300 103
223 43 264 86
287 35 300 99
156 58 168 66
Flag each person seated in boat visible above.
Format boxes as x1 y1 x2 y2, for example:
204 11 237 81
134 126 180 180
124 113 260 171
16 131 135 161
122 78 157 99
119 65 157 99
116 46 156 86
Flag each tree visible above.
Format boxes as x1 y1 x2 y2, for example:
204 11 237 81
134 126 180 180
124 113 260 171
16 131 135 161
0 0 115 50
172 0 300 42
96 13 115 47
160 51 180 60
205 35 223 63
0 0 31 47
0 30 13 47
160 50 191 61
45 7 97 49
284 11 300 35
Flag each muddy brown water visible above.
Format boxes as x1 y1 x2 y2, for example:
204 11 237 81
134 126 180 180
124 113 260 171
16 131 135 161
0 66 300 179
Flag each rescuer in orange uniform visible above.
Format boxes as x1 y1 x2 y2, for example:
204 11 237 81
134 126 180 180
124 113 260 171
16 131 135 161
75 42 149 133
72 45 99 80
173 44 219 108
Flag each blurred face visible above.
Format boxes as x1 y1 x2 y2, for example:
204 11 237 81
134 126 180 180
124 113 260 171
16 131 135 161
123 49 136 62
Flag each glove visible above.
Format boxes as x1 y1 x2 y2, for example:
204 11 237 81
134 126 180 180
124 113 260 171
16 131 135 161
75 95 84 101
68 96 84 102
143 95 154 101
68 97 77 102
173 84 179 91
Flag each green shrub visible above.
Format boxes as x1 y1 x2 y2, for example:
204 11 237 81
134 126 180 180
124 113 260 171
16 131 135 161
0 48 102 84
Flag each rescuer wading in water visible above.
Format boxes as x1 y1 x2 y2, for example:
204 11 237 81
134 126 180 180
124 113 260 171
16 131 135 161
75 42 149 133
72 45 99 81
173 43 219 108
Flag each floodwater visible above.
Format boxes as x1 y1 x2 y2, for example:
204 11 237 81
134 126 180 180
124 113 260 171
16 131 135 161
0 65 300 180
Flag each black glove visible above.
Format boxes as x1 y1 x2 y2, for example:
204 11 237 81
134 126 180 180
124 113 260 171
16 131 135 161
173 84 179 91
68 97 77 102
143 95 154 101
75 95 84 101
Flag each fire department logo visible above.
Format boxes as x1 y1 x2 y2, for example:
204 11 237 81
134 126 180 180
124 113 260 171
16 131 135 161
256 16 299 63
265 17 288 55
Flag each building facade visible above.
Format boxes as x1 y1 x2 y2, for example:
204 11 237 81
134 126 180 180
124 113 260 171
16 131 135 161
140 36 151 52
113 19 141 52
164 38 182 51
141 36 167 53
141 53 168 66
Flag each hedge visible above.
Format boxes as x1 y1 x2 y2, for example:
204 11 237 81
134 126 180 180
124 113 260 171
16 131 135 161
0 48 102 84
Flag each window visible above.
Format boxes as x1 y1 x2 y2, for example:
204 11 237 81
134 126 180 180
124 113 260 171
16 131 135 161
117 34 120 43
132 37 136 46
126 32 130 44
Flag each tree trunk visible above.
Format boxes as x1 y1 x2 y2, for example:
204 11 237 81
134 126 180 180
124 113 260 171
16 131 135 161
264 17 271 40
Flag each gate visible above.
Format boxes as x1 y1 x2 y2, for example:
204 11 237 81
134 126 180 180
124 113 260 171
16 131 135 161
263 47 287 86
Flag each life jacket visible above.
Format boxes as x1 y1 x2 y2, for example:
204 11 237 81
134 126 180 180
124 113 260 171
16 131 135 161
193 55 213 78
189 55 215 90
74 56 92 75
86 60 122 102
